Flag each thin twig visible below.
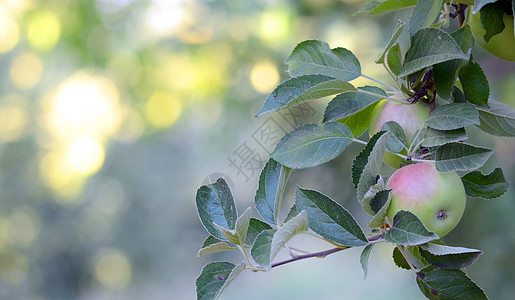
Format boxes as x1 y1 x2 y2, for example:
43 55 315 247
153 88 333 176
271 247 347 269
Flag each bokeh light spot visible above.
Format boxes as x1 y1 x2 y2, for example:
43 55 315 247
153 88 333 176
258 8 291 42
94 249 132 290
26 10 61 51
0 250 28 285
0 95 29 143
9 51 44 89
0 14 20 54
66 136 105 175
145 92 182 128
43 72 122 141
6 207 39 248
250 60 280 94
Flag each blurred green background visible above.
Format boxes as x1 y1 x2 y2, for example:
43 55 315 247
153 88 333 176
0 0 514 299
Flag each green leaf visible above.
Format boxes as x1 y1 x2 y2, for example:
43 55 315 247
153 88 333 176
352 131 386 188
196 262 245 300
452 85 468 103
458 60 489 107
269 210 309 268
245 218 273 247
214 207 252 245
198 236 237 257
408 0 445 37
385 210 439 246
196 178 238 241
433 27 474 99
360 244 375 279
416 266 487 299
475 100 515 137
381 121 407 153
425 103 480 130
419 243 483 269
284 204 299 223
271 122 354 169
323 86 387 123
435 143 493 172
356 132 390 209
295 187 368 247
369 190 392 228
337 101 380 138
400 28 469 77
472 0 498 14
255 158 291 225
354 0 417 15
420 127 468 147
392 246 411 270
386 43 403 76
285 40 361 81
256 75 355 117
376 20 405 63
461 167 509 199
479 3 505 42
251 229 276 268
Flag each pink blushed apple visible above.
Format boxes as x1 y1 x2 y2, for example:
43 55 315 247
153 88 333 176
386 162 466 237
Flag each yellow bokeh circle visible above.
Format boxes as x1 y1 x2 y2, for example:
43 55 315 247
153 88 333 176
9 51 44 90
26 10 61 51
145 91 182 128
94 249 132 290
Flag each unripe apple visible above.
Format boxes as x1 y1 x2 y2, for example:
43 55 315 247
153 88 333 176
386 162 466 238
470 8 515 62
368 99 429 169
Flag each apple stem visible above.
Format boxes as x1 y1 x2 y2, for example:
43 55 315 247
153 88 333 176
360 73 400 94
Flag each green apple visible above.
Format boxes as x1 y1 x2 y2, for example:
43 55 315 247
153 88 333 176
368 99 429 169
470 8 515 62
386 162 466 238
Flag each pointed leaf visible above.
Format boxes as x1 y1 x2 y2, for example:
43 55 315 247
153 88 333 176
400 28 469 77
256 75 355 116
354 0 417 15
472 0 498 14
271 122 354 169
435 143 493 172
357 132 390 207
433 27 474 99
419 243 483 269
285 40 361 81
245 218 273 246
420 127 468 147
461 167 509 199
458 60 489 107
408 0 444 37
369 190 392 228
386 43 403 76
475 100 515 137
198 238 238 257
385 210 439 246
295 187 368 247
376 20 405 63
284 204 299 223
425 103 480 130
255 158 292 225
269 210 309 267
235 207 252 245
360 244 375 279
323 86 387 122
392 247 411 270
381 121 407 153
478 3 505 42
416 266 487 299
196 262 245 300
251 229 276 268
352 131 387 188
337 101 380 138
196 178 237 241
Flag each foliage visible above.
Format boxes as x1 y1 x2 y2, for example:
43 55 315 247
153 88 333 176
195 1 515 299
